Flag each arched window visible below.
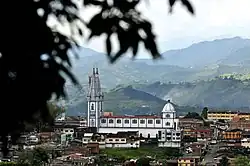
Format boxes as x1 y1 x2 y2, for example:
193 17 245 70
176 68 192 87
116 119 122 124
91 104 94 110
166 122 170 126
166 114 171 118
132 119 138 124
156 119 161 124
101 119 106 123
108 119 114 123
124 119 130 124
140 120 145 124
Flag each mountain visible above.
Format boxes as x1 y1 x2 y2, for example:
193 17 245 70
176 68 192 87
136 78 250 109
68 37 250 90
66 85 200 116
220 46 250 66
159 37 250 68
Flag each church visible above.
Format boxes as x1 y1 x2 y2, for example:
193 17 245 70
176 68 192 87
87 68 181 147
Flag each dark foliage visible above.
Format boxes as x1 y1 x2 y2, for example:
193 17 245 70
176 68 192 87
0 0 194 156
184 112 203 120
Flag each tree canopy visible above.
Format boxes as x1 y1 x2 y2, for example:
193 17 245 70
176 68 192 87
234 155 250 166
0 0 194 155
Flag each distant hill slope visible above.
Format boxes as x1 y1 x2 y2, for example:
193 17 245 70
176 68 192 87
160 37 250 67
69 37 250 90
66 85 200 116
137 78 250 109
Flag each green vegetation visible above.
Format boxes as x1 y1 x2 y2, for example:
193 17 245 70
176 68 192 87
201 107 208 119
219 73 250 81
100 147 182 160
137 77 250 109
234 156 250 166
218 156 230 166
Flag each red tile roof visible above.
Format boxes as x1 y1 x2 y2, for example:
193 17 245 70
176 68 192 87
100 115 161 119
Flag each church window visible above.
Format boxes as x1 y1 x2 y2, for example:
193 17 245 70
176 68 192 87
101 119 106 123
148 120 153 124
140 120 145 124
109 119 114 123
156 119 161 124
166 122 170 126
132 119 137 124
124 119 129 124
166 114 171 118
91 104 94 110
116 119 122 124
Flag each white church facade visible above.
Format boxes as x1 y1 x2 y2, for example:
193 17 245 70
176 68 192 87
87 68 181 148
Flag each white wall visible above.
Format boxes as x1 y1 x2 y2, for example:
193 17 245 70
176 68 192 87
99 128 159 138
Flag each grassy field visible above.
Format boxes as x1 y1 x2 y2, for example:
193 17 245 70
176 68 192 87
100 146 182 160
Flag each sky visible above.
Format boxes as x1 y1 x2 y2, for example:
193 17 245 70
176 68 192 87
49 0 250 58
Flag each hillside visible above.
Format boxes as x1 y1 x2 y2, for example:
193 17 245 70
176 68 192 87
66 85 200 116
68 37 250 90
137 78 250 109
160 37 250 67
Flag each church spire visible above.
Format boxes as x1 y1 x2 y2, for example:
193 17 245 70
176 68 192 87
87 67 104 101
87 67 104 129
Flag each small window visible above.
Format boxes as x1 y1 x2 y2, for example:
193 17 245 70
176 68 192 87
132 119 137 124
176 133 180 136
156 119 161 124
148 120 153 124
166 122 170 126
121 139 125 141
101 119 106 123
91 104 94 110
70 130 73 132
125 119 130 124
117 119 122 124
65 130 68 132
109 139 113 141
140 120 145 124
109 119 114 123
115 139 119 141
166 114 170 118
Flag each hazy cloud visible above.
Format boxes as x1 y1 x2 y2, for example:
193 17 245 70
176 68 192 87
70 0 250 57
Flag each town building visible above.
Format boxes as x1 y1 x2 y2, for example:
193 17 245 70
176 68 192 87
86 68 181 147
207 110 250 121
179 118 204 129
229 115 250 131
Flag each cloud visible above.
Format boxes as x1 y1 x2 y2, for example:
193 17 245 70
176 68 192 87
50 0 250 56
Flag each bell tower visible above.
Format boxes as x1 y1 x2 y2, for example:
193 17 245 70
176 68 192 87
87 68 104 131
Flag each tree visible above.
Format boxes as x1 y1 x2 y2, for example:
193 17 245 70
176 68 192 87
201 107 208 119
0 0 194 155
234 156 250 166
219 156 230 166
184 112 203 120
32 148 50 166
136 157 151 166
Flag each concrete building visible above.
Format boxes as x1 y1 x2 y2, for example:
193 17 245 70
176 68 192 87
86 68 181 148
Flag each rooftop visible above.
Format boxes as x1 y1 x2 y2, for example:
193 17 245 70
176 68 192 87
100 115 161 119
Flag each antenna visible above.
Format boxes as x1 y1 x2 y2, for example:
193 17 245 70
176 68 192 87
96 68 99 74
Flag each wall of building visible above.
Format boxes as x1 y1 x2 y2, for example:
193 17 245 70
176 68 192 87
98 127 160 138
99 117 176 129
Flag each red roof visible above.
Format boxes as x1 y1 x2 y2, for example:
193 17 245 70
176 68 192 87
100 115 161 119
